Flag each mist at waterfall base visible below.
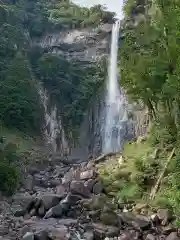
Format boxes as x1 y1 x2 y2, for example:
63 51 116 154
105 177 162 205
102 20 128 154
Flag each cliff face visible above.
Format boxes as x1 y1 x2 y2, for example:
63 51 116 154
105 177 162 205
0 0 145 159
36 23 112 63
34 23 113 156
0 0 116 156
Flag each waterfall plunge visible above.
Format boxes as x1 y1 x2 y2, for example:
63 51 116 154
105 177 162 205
102 20 128 154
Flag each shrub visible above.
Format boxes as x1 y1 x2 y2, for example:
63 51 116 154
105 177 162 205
130 172 145 185
0 162 20 195
117 183 143 203
0 140 20 195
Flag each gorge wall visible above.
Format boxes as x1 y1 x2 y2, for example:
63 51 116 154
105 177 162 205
0 0 149 159
0 0 115 156
35 22 113 157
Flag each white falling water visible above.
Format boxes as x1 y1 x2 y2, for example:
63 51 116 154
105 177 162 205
102 20 128 154
38 85 69 154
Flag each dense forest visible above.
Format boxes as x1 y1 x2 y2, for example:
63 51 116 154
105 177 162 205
118 0 180 218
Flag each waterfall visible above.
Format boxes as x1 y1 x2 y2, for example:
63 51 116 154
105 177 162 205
38 85 69 155
102 20 128 154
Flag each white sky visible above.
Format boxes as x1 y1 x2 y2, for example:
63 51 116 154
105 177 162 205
72 0 124 19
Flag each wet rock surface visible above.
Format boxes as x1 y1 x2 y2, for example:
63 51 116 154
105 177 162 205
0 156 179 240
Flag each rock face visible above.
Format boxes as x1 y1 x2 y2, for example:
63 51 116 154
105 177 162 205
36 21 145 158
36 24 113 157
0 155 179 240
37 24 112 63
79 87 137 157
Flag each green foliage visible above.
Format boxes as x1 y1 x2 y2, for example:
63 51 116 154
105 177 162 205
0 140 20 195
117 183 143 203
34 53 107 135
120 0 180 134
48 2 114 29
0 0 111 137
120 0 180 214
99 141 161 204
0 51 41 133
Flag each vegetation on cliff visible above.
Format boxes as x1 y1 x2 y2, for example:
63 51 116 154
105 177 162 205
0 0 113 193
107 0 180 218
0 0 113 135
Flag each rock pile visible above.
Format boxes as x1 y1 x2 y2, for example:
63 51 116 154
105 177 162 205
0 157 179 240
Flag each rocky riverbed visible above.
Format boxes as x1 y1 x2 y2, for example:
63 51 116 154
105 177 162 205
0 154 179 240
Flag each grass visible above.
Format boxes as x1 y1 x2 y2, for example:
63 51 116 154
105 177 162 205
99 136 180 221
0 124 40 153
99 139 161 204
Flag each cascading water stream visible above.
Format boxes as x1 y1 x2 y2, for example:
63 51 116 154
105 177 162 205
102 20 128 154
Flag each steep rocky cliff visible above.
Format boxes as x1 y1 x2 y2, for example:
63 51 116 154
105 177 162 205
37 23 112 63
0 0 115 156
35 24 113 156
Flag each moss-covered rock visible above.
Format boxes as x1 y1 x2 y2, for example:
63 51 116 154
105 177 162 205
100 208 120 226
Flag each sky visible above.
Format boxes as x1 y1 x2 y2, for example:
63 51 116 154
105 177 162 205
72 0 124 19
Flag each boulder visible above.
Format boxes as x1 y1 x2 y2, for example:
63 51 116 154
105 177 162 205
14 207 27 217
49 226 70 240
157 209 173 226
48 204 64 218
84 179 96 192
23 232 34 240
117 234 131 240
93 181 103 195
13 194 34 217
28 167 39 175
166 232 180 240
70 180 91 198
54 166 70 178
82 195 114 211
89 210 101 221
64 193 83 206
93 223 120 239
38 205 46 217
80 170 96 180
118 231 139 240
62 169 74 187
162 224 176 235
34 230 49 240
43 208 53 219
119 212 150 230
150 214 160 224
55 184 67 198
29 208 36 217
34 174 48 188
134 203 148 213
49 179 62 188
145 234 157 240
40 194 62 210
12 193 33 209
25 218 58 232
20 225 31 237
34 198 42 210
0 226 9 235
83 231 94 240
100 208 121 226
23 175 34 191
